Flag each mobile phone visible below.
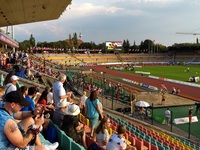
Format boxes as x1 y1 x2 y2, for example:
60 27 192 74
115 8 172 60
40 110 45 117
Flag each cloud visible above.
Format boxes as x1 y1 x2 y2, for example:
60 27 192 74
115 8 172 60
11 0 200 46
62 3 122 20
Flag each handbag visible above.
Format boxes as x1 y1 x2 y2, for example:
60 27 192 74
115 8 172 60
91 100 102 120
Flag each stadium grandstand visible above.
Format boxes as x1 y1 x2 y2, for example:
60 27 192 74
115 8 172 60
0 1 200 150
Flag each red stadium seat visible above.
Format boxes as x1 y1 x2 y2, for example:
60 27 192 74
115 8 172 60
128 135 136 146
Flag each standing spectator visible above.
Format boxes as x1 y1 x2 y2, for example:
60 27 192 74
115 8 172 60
161 93 166 105
85 90 103 137
94 117 111 148
4 75 19 94
79 91 88 114
187 67 190 72
171 87 176 94
108 82 112 90
106 124 127 150
52 99 69 128
53 74 71 109
165 108 171 125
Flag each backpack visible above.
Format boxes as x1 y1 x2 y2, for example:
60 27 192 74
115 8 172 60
44 126 58 143
87 142 101 150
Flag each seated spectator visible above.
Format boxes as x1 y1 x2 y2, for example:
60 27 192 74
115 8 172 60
33 86 41 104
4 75 19 94
37 87 53 109
19 85 28 98
79 91 87 114
94 117 111 148
13 63 22 73
47 88 53 105
37 88 55 119
24 66 34 80
176 88 180 95
62 104 87 149
66 92 74 104
106 124 127 150
4 70 15 86
21 87 37 111
0 91 46 149
52 99 69 128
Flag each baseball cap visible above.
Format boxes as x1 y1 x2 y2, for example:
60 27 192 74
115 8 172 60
5 91 30 107
10 75 19 81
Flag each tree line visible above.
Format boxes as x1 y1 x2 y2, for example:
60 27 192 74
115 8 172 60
18 33 200 54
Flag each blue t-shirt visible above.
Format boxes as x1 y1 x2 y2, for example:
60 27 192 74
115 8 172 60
85 98 99 119
21 95 35 111
0 107 15 149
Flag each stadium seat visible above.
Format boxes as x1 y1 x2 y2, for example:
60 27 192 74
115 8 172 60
128 135 136 145
108 127 113 135
135 137 148 150
71 140 85 150
151 144 159 150
61 134 73 150
143 140 151 150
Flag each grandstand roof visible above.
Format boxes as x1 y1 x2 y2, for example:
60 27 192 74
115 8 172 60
0 0 72 27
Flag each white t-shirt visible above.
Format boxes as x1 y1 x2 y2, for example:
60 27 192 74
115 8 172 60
80 95 87 107
47 92 53 104
165 110 171 118
95 129 109 148
53 81 66 109
106 133 127 150
5 83 17 94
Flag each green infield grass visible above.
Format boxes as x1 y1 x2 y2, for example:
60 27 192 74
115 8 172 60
127 65 200 84
153 106 200 139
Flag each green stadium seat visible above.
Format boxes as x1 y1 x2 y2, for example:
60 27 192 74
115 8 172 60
38 133 52 145
71 140 85 150
61 133 73 150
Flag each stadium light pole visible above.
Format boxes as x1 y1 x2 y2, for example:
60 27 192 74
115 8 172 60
100 72 105 105
90 69 93 85
151 103 154 125
170 111 173 132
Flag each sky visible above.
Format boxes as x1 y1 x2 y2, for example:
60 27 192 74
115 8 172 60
4 0 200 46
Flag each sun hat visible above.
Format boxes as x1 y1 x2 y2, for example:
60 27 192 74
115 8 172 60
10 75 19 81
5 91 30 107
57 99 69 108
67 104 80 116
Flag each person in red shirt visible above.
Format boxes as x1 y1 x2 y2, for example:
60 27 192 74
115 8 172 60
37 88 55 118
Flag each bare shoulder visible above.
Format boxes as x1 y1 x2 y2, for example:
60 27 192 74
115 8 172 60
4 118 23 144
4 119 18 134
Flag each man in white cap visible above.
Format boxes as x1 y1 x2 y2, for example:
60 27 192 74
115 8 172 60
52 99 69 128
4 75 19 95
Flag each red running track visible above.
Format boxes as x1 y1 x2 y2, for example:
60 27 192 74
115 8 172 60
87 66 200 102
